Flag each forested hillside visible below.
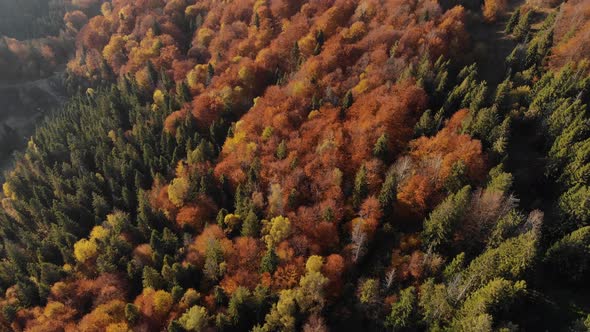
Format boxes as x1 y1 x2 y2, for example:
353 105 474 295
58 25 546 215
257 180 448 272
0 0 101 180
0 0 589 331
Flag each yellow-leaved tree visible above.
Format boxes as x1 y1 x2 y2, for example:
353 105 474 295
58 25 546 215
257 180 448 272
74 238 98 263
168 177 190 207
264 216 291 248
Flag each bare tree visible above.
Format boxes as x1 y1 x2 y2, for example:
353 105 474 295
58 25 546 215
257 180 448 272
422 154 443 184
384 268 396 290
521 209 544 236
461 189 519 246
392 155 414 185
351 222 366 263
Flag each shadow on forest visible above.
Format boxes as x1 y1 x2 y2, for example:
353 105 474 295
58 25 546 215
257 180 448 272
0 73 65 178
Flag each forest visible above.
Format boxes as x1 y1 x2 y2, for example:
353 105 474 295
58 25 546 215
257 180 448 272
0 0 589 331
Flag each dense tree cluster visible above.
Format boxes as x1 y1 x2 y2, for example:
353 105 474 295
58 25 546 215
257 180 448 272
0 0 589 331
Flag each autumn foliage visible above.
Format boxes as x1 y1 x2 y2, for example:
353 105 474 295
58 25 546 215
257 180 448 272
482 0 508 23
0 0 532 330
550 0 590 69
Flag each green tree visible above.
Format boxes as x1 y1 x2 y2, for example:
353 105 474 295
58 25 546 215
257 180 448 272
204 239 224 282
414 109 436 137
353 164 368 208
558 185 590 225
385 287 417 330
373 134 389 160
419 279 453 328
423 186 471 251
143 266 164 289
207 63 215 85
253 12 260 29
227 286 252 326
261 289 297 332
260 248 278 274
147 60 159 87
341 90 354 117
514 10 532 41
168 321 184 332
545 226 590 284
494 78 512 112
379 167 397 214
125 303 140 324
504 8 520 34
357 279 379 306
487 210 525 248
452 278 526 331
444 161 467 193
276 139 287 160
295 256 328 313
487 164 513 193
241 209 260 237
459 232 537 295
179 305 209 331
216 208 228 228
177 81 191 103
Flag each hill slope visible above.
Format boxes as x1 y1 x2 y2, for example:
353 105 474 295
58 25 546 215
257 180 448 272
0 0 589 331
